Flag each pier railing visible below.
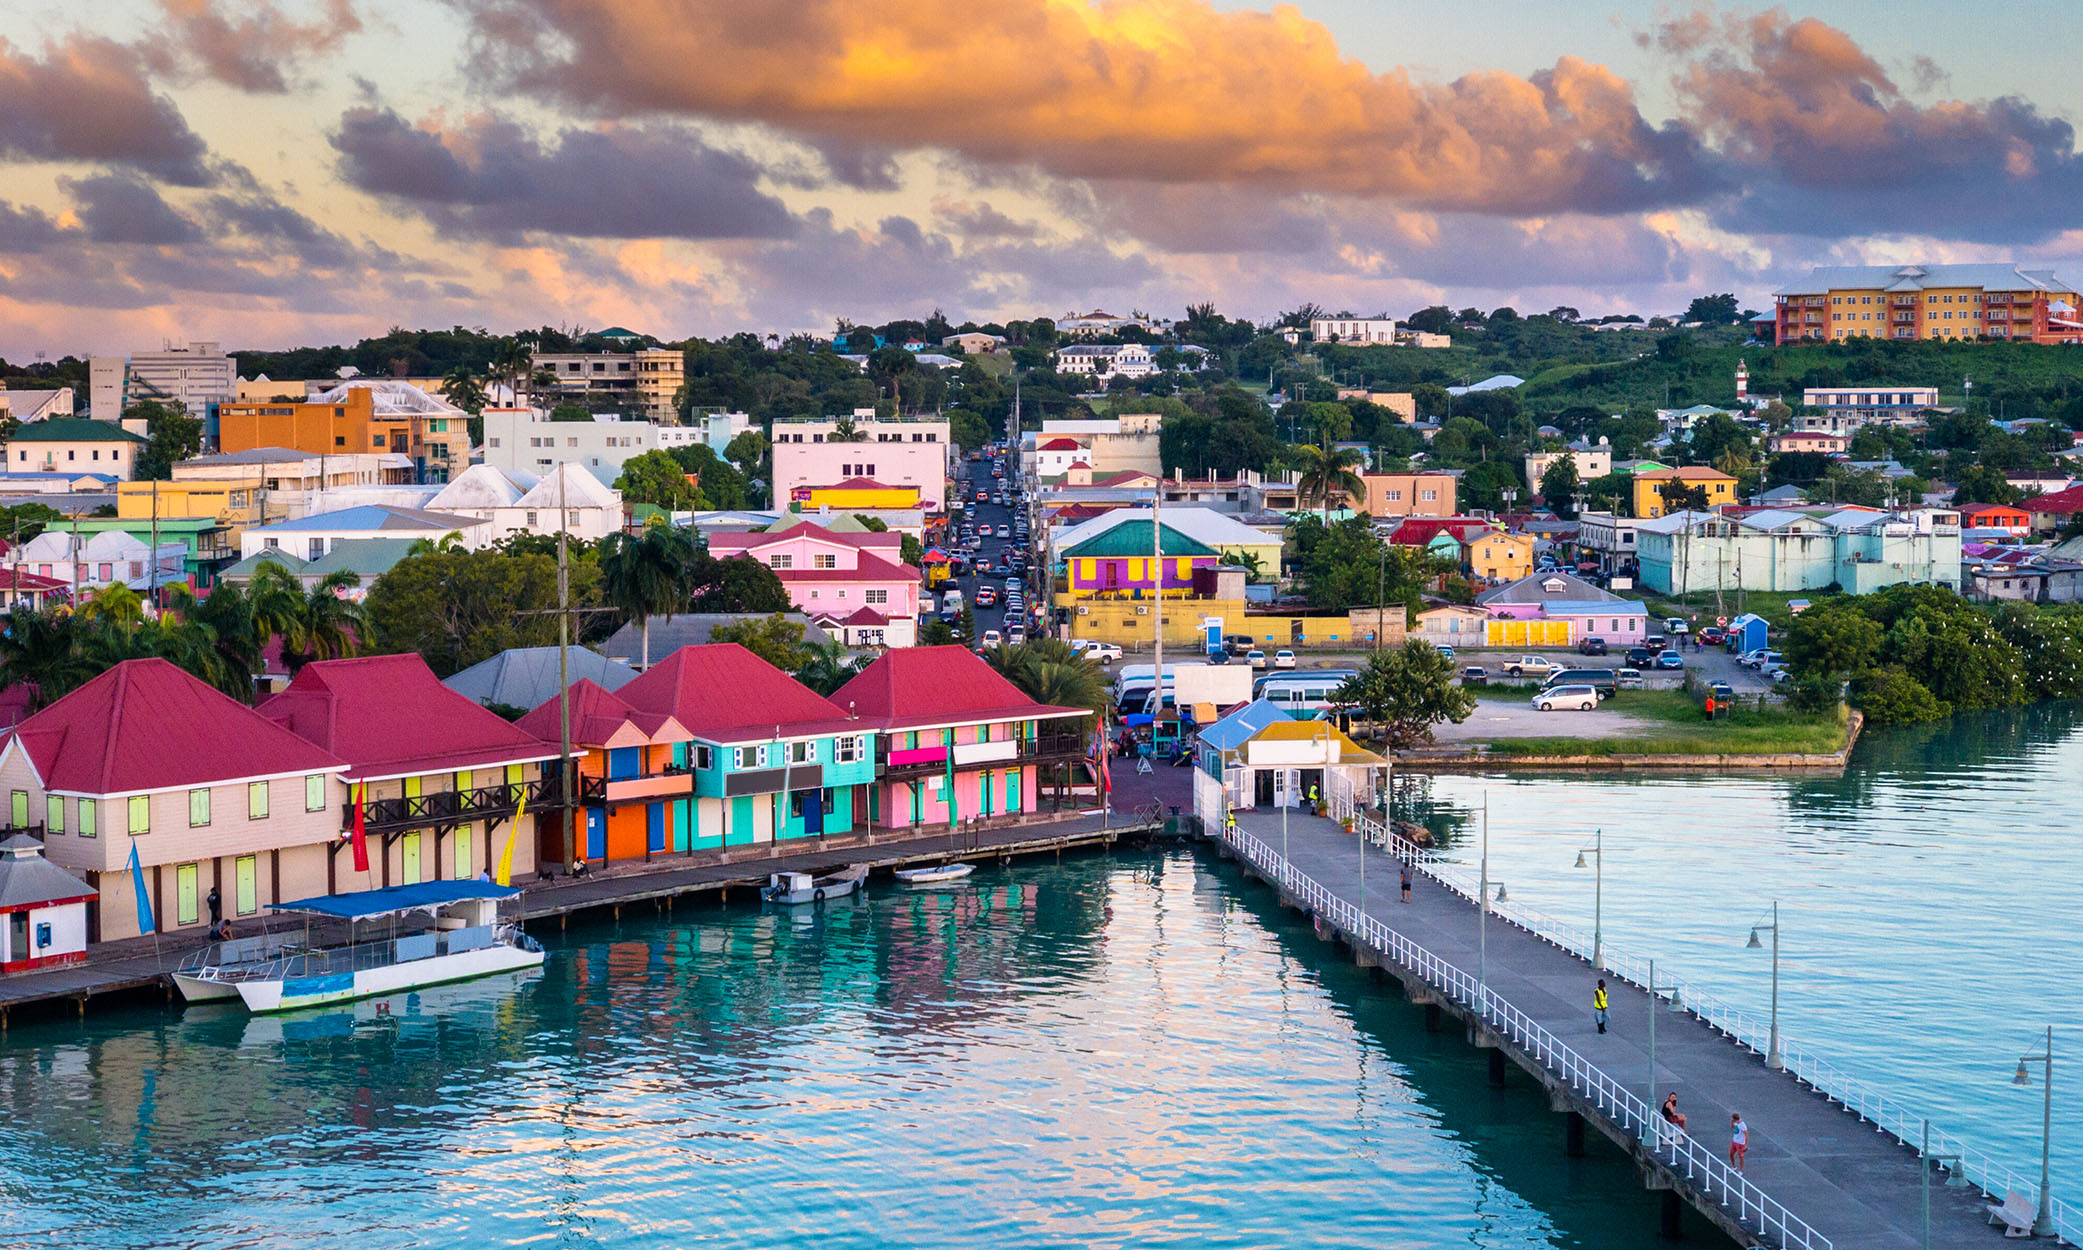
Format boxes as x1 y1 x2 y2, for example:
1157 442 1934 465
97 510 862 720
1224 825 1832 1250
1350 810 2078 1245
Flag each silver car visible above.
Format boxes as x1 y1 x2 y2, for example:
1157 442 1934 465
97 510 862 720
1532 684 1600 712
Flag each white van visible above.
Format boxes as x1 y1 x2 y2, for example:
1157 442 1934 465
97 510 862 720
941 589 964 617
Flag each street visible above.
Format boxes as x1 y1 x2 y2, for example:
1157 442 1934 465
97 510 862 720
941 450 1043 643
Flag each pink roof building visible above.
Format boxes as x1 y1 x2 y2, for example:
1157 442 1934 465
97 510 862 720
707 524 919 646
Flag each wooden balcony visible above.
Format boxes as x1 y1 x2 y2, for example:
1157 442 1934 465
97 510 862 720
878 731 1090 782
577 767 696 807
343 777 563 837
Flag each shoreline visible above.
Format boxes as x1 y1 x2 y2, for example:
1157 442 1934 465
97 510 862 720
1395 709 1864 772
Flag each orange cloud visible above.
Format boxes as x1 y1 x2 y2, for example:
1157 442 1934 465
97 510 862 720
461 0 1704 213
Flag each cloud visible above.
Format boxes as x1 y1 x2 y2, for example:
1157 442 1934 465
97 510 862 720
452 0 1709 215
147 0 363 93
330 106 798 241
60 174 204 245
0 35 215 183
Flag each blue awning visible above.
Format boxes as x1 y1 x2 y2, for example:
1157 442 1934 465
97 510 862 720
268 881 521 921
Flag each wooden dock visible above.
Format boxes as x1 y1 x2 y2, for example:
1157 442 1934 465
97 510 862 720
1220 808 2037 1250
0 808 1162 1025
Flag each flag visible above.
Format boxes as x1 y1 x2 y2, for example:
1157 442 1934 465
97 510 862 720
128 841 154 934
350 780 370 873
494 781 527 886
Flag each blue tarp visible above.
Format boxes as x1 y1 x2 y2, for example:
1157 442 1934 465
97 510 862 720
269 881 520 921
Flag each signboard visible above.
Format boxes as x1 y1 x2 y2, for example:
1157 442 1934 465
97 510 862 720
1717 615 1729 627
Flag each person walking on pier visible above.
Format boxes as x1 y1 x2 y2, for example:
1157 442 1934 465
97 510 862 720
1593 979 1608 1033
1729 1113 1748 1172
1399 861 1413 903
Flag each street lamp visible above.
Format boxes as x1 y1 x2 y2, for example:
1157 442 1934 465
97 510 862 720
1645 956 1684 1153
1477 793 1505 990
1746 902 1783 1069
2010 1025 2056 1238
1921 1118 1966 1250
1573 829 1603 969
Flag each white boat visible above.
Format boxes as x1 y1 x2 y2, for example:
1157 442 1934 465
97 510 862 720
893 862 975 884
762 865 868 904
173 881 545 1014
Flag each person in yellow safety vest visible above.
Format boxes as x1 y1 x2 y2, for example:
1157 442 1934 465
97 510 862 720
1224 810 1236 835
1307 783 1319 809
1594 978 1609 1033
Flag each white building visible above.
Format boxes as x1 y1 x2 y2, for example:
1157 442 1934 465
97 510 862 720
1524 444 1613 488
1310 317 1397 344
240 504 494 560
0 834 94 973
89 342 235 421
1056 310 1170 339
0 389 75 423
481 408 700 487
694 411 753 455
12 529 186 592
1052 343 1154 380
426 463 623 543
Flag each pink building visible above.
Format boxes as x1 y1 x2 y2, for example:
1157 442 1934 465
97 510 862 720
709 517 921 646
771 421 950 514
832 647 1091 830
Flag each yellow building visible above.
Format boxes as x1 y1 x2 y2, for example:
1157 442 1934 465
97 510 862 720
116 480 263 527
1771 263 2083 345
787 476 922 510
1462 531 1535 582
1633 467 1737 519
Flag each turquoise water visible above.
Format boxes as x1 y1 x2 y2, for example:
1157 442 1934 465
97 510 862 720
0 852 1721 1249
1402 701 2083 1193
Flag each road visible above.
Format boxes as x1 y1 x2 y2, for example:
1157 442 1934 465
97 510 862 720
941 451 1043 644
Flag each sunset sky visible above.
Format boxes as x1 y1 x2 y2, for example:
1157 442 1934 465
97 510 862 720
5 0 2083 356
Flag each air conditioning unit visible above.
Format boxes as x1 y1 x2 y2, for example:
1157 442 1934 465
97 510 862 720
1135 606 1149 615
1076 605 1089 615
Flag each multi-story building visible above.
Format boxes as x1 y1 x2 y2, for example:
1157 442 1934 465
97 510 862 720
3 418 145 478
832 647 1090 831
1524 445 1613 492
708 516 919 647
1052 343 1153 380
1632 467 1737 519
425 463 624 544
1575 511 1640 573
88 342 236 423
1023 415 1163 479
772 413 951 513
217 380 471 483
1056 310 1170 339
515 680 694 865
1770 264 2083 345
693 410 753 455
0 388 74 423
532 348 685 422
1769 430 1851 455
1353 471 1460 517
1463 531 1536 583
480 407 701 486
1310 317 1397 344
1793 386 1942 435
1633 507 1962 595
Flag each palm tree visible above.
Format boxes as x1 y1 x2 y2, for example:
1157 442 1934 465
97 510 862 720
985 639 1110 723
490 337 534 406
831 415 869 442
300 571 366 664
794 639 869 695
1291 441 1367 523
442 367 489 415
599 523 694 668
1230 550 1267 583
178 582 264 695
0 608 75 707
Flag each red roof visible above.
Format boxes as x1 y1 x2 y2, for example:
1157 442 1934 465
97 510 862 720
0 569 67 592
830 646 1085 730
812 476 915 494
1038 437 1083 451
618 644 855 743
1390 517 1494 546
8 659 344 794
258 654 556 780
1958 502 2029 519
2025 485 2083 516
840 606 890 625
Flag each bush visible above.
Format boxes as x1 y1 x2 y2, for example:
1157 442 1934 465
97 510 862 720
1850 666 1950 725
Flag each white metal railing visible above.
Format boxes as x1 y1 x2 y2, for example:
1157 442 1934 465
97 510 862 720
1225 825 1833 1250
1354 811 2077 1245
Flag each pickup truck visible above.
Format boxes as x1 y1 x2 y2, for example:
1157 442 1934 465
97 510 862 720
1075 641 1123 664
1501 655 1563 678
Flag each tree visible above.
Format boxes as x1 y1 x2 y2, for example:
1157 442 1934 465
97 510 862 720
1538 456 1581 517
615 449 707 511
1850 665 1949 725
1334 643 1476 749
899 534 923 567
441 367 488 415
1290 441 1367 521
946 407 992 450
1684 293 1744 325
709 613 817 672
1404 306 1453 335
366 547 602 676
0 502 62 544
668 443 751 510
983 639 1109 722
1410 383 1451 420
599 523 695 667
128 400 203 480
1784 600 1880 681
919 619 957 646
687 551 790 613
1657 478 1710 514
548 402 593 422
830 414 870 442
1952 464 2022 506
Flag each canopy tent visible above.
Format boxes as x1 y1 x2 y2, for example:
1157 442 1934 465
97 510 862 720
268 881 520 921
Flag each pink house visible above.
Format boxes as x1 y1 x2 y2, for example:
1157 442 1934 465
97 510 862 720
709 518 920 646
772 434 949 513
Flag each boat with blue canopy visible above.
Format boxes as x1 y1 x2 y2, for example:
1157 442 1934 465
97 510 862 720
173 881 544 1013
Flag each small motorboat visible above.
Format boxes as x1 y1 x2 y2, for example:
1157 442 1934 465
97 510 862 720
762 864 868 904
893 862 975 885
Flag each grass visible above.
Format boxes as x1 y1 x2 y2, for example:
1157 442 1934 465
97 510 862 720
1642 589 1819 634
1475 691 1850 757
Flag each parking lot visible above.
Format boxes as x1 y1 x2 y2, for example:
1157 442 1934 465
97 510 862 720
1430 698 1657 743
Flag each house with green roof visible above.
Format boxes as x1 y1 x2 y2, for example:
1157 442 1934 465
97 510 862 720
1059 518 1219 598
5 418 147 479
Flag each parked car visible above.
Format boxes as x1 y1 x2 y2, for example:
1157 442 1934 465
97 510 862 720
1616 667 1646 689
1542 668 1618 696
1767 667 1792 683
1577 637 1609 656
1741 649 1785 670
1082 641 1122 663
1533 684 1600 712
1709 681 1734 701
1226 636 1256 656
1645 633 1668 651
1007 625 1026 645
1697 626 1726 646
1626 647 1657 667
1273 649 1297 669
1665 617 1690 634
1503 655 1562 678
1460 665 1489 686
1437 645 1456 661
1655 650 1685 670
1247 650 1268 669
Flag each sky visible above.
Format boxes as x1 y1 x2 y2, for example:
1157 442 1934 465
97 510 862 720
5 0 2083 357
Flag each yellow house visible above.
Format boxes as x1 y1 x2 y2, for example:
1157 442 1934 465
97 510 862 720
1463 531 1535 582
787 476 922 510
1633 467 1737 519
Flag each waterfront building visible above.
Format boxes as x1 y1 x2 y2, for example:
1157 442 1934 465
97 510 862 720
1476 572 1649 647
1770 263 2083 344
831 646 1089 831
0 658 351 942
516 680 694 864
707 516 919 647
257 655 559 887
614 644 877 848
1193 698 1387 823
0 834 95 971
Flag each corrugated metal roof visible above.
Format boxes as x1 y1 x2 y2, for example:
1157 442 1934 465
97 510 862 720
0 835 95 909
1774 263 2075 297
258 654 556 779
830 646 1083 730
445 646 636 710
1197 698 1290 752
618 644 854 743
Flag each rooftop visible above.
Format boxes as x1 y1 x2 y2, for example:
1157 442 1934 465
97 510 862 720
830 647 1084 731
258 654 557 780
617 644 855 743
444 646 636 710
8 418 145 444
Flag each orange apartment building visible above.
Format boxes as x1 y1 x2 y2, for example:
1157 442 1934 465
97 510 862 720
216 380 471 482
1772 263 2083 346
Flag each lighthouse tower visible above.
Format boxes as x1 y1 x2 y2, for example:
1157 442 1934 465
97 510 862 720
1735 359 1749 405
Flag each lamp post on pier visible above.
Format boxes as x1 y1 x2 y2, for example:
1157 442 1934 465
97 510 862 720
1745 902 1782 1069
1645 957 1683 1153
1477 793 1506 992
2009 1025 2057 1239
1920 1118 1966 1250
1573 828 1603 969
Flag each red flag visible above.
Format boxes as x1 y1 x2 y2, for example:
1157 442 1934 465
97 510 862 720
350 780 370 873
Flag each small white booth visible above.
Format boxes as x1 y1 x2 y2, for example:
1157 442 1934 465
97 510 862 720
0 834 95 973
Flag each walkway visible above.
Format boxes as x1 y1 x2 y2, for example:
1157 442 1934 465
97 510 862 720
1223 808 2032 1250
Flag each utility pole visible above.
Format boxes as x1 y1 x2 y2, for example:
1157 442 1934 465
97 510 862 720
556 467 574 872
1152 483 1163 696
148 479 160 612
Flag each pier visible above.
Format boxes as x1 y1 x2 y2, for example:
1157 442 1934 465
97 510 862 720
1219 806 2060 1249
0 807 1163 1024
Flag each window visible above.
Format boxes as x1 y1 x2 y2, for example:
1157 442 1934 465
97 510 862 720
79 800 95 838
248 780 268 819
129 795 150 835
737 745 764 769
836 736 861 763
526 511 538 527
813 553 837 569
8 790 24 827
306 774 326 811
865 589 888 605
791 740 815 763
189 788 211 827
769 554 793 570
695 745 713 770
47 795 62 835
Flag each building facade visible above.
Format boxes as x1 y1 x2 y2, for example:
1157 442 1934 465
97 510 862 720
1310 317 1397 344
4 418 144 477
217 381 470 482
1634 507 1963 595
1355 471 1459 517
1794 387 1943 434
772 414 952 513
707 518 920 646
89 342 236 422
1633 467 1738 519
533 348 686 422
1771 263 2083 345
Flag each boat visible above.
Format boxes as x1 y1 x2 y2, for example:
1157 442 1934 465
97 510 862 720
762 865 868 904
172 881 545 1014
893 862 975 885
